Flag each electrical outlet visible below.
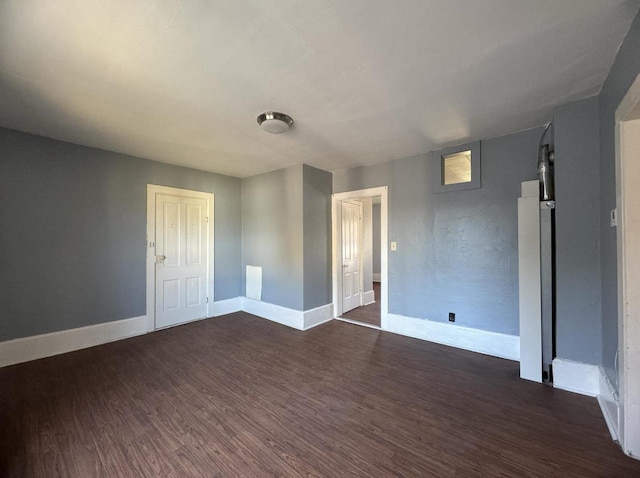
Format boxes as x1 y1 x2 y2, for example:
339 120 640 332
448 312 455 322
391 241 397 251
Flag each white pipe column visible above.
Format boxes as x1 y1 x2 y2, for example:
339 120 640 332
518 180 542 382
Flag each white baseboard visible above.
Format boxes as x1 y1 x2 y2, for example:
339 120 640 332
373 273 381 282
0 316 147 368
303 303 334 330
241 297 334 331
213 297 243 316
552 358 600 397
1 298 333 369
385 313 520 361
597 367 620 442
242 297 304 329
362 290 375 306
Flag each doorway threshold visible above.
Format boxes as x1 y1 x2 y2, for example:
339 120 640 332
336 317 382 330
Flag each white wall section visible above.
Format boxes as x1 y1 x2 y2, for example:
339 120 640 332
518 181 542 382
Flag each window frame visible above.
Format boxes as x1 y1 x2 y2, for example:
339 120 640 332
433 141 481 193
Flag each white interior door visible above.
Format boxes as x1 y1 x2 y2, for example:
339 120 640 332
155 194 208 329
342 200 362 313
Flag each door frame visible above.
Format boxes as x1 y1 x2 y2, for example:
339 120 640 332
615 72 640 458
146 184 215 332
340 199 364 313
332 186 388 327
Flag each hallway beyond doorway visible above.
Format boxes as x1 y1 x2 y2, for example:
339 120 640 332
341 282 381 327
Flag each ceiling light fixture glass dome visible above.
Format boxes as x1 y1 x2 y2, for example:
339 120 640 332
257 112 294 134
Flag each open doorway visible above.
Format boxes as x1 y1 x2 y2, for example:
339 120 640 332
340 196 381 327
332 187 388 329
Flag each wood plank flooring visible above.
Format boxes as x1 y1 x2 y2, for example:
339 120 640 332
341 282 381 327
1 313 639 477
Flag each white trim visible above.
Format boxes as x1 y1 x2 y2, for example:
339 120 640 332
242 297 303 329
336 317 381 331
386 313 519 361
146 185 215 333
343 307 525 363
373 273 381 282
303 303 334 330
332 187 388 327
598 367 620 443
213 297 243 316
616 72 640 459
0 316 147 368
362 290 375 306
552 358 600 397
241 298 334 331
0 299 334 368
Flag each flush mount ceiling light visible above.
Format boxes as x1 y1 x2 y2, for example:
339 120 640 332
257 111 294 134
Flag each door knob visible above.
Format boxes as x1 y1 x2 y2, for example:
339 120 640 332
156 255 166 263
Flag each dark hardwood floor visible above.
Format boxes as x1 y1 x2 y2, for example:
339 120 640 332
2 313 639 477
341 281 381 327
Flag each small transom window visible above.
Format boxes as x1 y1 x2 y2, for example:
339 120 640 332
434 141 481 193
442 150 472 185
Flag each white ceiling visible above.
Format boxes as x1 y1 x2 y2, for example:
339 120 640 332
0 1 637 178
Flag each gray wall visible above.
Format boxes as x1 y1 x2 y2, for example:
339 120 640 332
242 164 333 311
599 11 640 386
242 165 304 310
334 128 542 335
553 96 602 364
0 127 242 342
372 203 381 276
302 165 332 310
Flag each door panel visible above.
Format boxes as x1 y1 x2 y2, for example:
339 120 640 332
342 200 362 313
163 279 180 311
156 194 208 328
163 202 180 267
186 276 201 307
186 203 202 265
